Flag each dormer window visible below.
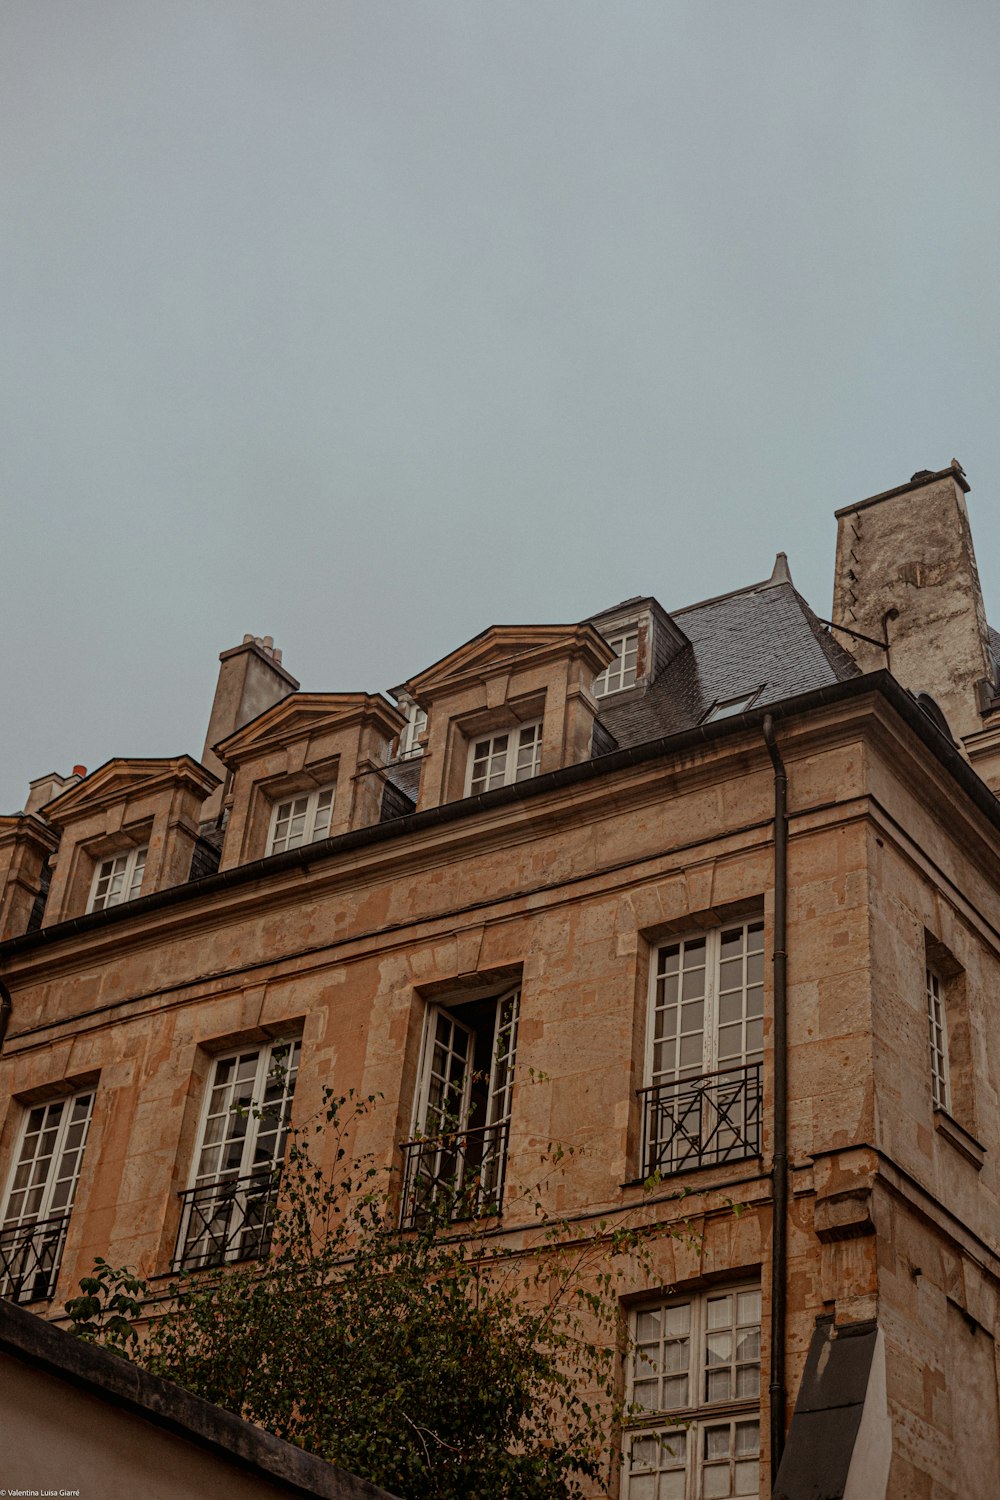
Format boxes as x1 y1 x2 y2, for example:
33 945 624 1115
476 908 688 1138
703 689 762 723
266 785 335 855
593 629 638 697
466 722 542 795
88 847 148 913
398 703 428 760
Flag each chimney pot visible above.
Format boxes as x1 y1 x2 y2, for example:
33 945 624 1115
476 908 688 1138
72 765 87 778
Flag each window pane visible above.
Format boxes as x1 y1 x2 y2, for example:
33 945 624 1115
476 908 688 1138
664 1303 691 1336
738 1290 761 1324
636 1309 661 1342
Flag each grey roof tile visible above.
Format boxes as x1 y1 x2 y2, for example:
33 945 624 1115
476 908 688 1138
597 580 857 750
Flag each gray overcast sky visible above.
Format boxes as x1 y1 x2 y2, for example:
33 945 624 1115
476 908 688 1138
3 2 1000 810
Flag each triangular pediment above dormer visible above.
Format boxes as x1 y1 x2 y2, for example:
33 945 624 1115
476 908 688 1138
406 623 614 701
41 756 219 824
214 692 405 766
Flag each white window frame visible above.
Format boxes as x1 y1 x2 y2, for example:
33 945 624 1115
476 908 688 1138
926 966 950 1112
175 1038 301 1271
643 922 765 1177
266 784 336 855
624 1284 762 1500
464 721 542 796
593 628 639 697
1 1090 95 1302
87 846 147 913
646 922 765 1087
397 702 428 759
402 986 521 1224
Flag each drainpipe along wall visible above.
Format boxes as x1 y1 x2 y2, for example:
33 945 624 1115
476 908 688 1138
0 975 11 1054
763 715 789 1485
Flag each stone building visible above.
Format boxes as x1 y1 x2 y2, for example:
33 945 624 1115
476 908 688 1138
2 460 999 1497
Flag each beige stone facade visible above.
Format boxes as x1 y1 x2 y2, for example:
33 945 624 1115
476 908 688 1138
2 463 1000 1497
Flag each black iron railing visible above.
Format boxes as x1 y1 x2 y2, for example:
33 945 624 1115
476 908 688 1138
399 1120 509 1229
0 1212 71 1304
639 1062 763 1178
173 1169 280 1272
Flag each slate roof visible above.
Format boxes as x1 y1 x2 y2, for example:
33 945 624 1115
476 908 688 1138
596 576 859 750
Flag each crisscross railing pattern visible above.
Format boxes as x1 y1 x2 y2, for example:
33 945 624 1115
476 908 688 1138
639 1063 762 1178
0 1212 71 1304
399 1121 509 1229
173 1169 280 1271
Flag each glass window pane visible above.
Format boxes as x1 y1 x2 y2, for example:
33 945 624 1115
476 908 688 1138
735 1421 759 1456
738 1291 761 1324
636 1309 661 1342
704 1425 731 1460
707 1295 732 1329
703 1468 731 1500
664 1303 691 1335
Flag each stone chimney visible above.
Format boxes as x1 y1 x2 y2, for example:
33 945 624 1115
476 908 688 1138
24 768 85 816
832 463 994 747
200 636 300 823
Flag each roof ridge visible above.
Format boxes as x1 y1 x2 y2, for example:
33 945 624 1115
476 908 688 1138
672 576 776 615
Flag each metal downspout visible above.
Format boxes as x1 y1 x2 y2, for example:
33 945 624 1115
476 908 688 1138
763 714 788 1486
0 975 11 1055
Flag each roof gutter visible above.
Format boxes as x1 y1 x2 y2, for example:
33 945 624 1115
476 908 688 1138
0 670 992 962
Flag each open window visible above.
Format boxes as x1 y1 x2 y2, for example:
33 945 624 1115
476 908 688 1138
400 987 520 1227
1 1090 95 1303
173 1039 300 1271
397 702 428 760
701 689 763 724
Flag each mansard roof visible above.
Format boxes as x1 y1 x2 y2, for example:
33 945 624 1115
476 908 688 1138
41 756 220 823
214 691 405 766
595 572 858 750
406 622 614 701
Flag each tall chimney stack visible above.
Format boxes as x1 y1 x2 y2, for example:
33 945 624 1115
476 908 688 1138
200 636 299 823
832 463 994 749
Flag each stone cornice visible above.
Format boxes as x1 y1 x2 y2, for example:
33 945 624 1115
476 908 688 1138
40 756 220 826
406 623 614 701
0 811 61 854
3 672 998 968
214 692 405 767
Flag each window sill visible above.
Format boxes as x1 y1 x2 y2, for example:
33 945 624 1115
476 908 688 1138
934 1108 985 1170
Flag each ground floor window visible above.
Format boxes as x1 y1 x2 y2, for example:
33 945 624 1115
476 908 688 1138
624 1285 761 1499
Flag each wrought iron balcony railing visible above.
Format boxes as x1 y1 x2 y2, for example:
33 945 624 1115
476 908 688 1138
173 1169 280 1272
639 1062 763 1179
399 1120 510 1229
0 1212 72 1304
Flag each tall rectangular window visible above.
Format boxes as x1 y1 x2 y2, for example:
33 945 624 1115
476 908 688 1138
266 786 335 855
401 987 520 1227
624 1286 761 1499
88 847 147 912
174 1039 301 1271
1 1091 95 1303
641 922 764 1177
465 723 542 795
926 967 950 1112
594 629 639 696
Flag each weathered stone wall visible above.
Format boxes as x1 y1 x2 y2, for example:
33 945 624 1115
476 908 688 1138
4 697 1000 1495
